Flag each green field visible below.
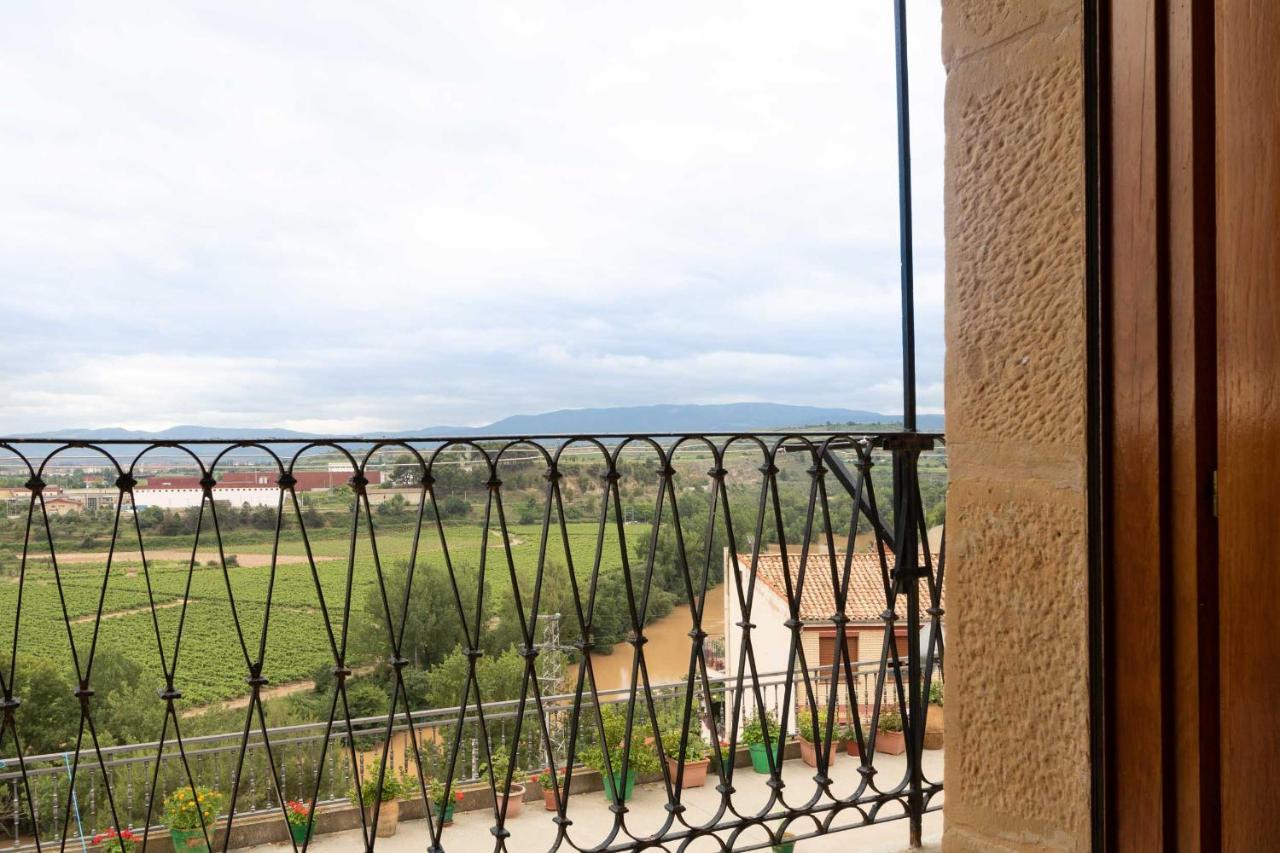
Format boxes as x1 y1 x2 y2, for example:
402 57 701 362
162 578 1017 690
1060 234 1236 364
2 520 633 707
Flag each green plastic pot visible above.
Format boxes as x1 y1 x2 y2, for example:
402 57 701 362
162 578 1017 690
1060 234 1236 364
602 769 636 802
169 827 212 852
431 801 456 825
289 822 313 845
772 833 796 852
748 742 773 774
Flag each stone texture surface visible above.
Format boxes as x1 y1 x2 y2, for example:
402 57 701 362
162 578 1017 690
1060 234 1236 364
942 0 1078 65
945 22 1085 462
941 1 1089 851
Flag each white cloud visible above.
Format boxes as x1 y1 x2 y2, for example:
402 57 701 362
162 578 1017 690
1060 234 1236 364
0 1 945 432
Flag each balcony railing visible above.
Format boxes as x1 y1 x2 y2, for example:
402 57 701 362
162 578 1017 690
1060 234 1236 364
0 430 945 851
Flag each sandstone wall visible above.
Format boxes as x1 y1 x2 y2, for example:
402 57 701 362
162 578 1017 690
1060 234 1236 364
941 2 1090 850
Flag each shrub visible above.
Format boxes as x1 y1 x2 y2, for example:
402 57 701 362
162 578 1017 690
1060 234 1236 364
928 680 944 707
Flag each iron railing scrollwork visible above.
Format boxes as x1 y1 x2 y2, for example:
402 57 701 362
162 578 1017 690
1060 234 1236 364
0 431 944 851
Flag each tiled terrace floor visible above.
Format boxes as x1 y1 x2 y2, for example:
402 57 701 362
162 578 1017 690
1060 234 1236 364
249 750 943 852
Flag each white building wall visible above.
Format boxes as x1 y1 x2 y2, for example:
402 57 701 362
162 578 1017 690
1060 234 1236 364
721 549 797 735
131 487 281 509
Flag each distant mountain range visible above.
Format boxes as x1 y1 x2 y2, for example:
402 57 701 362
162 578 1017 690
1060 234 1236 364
9 403 942 442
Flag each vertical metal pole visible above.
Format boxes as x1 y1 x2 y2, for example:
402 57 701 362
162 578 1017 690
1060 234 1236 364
894 0 917 432
890 438 925 848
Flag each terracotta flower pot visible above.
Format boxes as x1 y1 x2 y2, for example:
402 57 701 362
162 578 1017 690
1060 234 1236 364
923 705 944 750
843 737 865 759
798 737 840 768
497 783 525 820
876 730 906 755
666 756 710 788
365 798 399 837
541 787 557 810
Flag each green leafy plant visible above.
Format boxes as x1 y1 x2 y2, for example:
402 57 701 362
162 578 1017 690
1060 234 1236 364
877 710 904 734
482 752 516 794
162 786 223 831
928 680 944 707
426 778 464 807
351 760 403 806
742 710 781 748
796 705 831 743
660 716 710 762
582 704 660 776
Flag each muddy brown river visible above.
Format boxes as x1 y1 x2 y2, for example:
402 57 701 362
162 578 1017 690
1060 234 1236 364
565 584 724 693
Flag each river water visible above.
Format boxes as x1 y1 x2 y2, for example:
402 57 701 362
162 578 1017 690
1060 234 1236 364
565 584 724 693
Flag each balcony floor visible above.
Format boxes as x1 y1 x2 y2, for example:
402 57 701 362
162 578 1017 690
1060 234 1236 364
247 750 943 852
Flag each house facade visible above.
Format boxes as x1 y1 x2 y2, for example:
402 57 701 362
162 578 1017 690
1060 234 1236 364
721 547 940 730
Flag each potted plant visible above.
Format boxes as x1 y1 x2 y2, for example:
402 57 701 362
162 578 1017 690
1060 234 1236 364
91 827 140 852
875 710 906 755
795 706 839 768
528 769 560 811
660 720 711 788
351 760 403 838
582 704 660 802
426 778 464 825
285 800 313 846
839 720 864 759
924 680 944 750
483 752 526 820
772 830 797 853
742 710 782 774
163 786 223 852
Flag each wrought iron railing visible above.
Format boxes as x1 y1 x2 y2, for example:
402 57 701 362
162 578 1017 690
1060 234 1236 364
0 430 944 851
0 663 918 848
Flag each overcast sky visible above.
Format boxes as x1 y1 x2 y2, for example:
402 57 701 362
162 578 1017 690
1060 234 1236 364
0 2 944 434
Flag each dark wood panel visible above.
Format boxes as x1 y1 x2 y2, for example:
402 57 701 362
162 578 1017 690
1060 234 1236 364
1215 0 1280 847
1167 1 1220 849
1106 0 1169 848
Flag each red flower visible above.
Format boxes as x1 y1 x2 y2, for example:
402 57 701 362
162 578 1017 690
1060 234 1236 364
453 791 464 802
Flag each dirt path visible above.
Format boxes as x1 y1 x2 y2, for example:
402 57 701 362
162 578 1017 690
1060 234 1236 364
182 664 378 718
69 599 186 624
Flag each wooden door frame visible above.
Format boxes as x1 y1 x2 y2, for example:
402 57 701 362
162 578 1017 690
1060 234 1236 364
1088 0 1220 849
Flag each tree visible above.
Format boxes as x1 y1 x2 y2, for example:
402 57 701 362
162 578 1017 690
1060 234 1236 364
13 656 77 754
516 496 540 526
440 496 470 519
352 560 477 669
408 648 527 711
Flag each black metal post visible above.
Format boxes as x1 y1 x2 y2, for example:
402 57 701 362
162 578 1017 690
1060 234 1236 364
894 0 917 432
886 433 930 848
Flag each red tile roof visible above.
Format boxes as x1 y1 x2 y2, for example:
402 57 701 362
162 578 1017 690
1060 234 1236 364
733 550 942 624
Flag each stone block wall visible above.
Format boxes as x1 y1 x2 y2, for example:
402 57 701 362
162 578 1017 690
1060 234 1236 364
941 1 1090 850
